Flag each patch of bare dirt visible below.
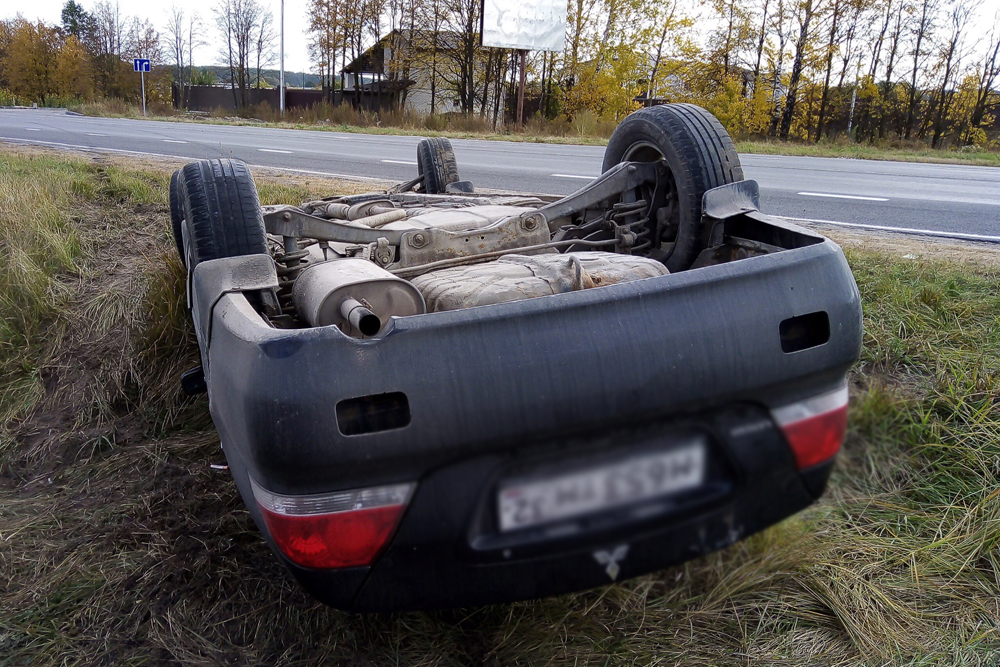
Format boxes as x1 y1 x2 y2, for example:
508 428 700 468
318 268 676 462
797 222 1000 268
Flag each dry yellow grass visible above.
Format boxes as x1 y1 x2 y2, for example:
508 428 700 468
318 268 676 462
1 145 999 665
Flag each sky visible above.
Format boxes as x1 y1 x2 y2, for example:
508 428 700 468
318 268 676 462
5 0 1000 78
6 0 316 73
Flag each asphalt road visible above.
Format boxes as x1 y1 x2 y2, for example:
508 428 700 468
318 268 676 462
2 108 998 240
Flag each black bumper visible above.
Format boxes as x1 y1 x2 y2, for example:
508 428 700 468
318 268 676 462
227 401 833 611
199 216 861 610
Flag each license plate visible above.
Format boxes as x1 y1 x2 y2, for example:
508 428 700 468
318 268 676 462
497 442 706 532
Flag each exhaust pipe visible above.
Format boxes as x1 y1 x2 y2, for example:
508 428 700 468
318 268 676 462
292 258 425 337
340 298 381 337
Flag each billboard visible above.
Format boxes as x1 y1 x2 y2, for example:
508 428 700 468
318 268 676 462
481 0 567 52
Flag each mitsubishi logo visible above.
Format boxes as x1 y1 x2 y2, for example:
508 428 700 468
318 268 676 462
593 544 629 581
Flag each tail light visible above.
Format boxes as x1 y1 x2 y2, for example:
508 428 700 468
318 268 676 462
772 384 849 470
250 478 414 569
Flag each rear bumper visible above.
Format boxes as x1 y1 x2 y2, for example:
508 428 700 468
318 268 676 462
196 215 862 610
227 401 833 611
203 225 861 494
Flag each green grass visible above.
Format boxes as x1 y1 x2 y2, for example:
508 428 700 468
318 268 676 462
738 140 1000 167
1 147 999 665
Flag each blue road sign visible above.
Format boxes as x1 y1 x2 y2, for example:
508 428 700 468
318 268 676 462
133 58 150 72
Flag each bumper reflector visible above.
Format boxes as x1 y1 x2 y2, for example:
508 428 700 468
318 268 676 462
250 479 414 569
772 385 849 470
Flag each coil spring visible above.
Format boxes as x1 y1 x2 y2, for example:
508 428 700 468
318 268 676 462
608 200 652 253
274 245 309 312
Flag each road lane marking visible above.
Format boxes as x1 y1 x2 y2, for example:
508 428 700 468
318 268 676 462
0 136 188 159
259 148 293 153
162 139 187 144
786 216 1000 243
381 159 417 165
797 191 889 202
25 128 40 131
86 133 107 136
552 173 596 180
0 136 389 183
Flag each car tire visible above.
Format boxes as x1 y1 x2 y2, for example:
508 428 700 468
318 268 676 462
602 104 744 272
178 159 268 268
416 138 460 194
169 169 186 267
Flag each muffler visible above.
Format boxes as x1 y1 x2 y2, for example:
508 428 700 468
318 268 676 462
292 259 425 337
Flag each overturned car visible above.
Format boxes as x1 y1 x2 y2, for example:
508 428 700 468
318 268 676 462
169 104 862 611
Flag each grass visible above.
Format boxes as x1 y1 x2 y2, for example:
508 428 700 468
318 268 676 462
70 100 1000 166
1 145 1000 664
738 140 1000 167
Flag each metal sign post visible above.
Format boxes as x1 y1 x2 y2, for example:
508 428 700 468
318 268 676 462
279 0 285 115
133 58 151 117
517 50 527 127
480 0 565 128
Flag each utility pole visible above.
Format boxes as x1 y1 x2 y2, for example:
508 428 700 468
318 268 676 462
279 0 285 115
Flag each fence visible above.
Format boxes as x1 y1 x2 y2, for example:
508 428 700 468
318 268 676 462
172 85 399 113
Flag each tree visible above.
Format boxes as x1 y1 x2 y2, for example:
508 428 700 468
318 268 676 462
308 0 342 98
252 9 276 88
815 0 847 141
215 0 268 107
438 0 481 114
2 19 61 104
904 0 937 138
54 34 94 99
186 13 205 106
92 1 125 96
61 1 94 41
962 12 999 143
929 0 975 147
164 6 187 104
779 0 821 138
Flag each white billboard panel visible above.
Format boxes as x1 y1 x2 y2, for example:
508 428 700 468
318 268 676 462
481 0 567 52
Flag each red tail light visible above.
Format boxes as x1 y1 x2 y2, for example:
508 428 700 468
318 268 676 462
250 479 414 569
772 385 849 470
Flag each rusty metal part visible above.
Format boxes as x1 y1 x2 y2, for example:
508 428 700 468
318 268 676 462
393 214 550 270
348 200 396 220
354 209 408 229
525 161 662 234
291 258 425 335
340 297 381 336
326 202 351 219
411 251 668 312
391 238 617 278
264 206 407 246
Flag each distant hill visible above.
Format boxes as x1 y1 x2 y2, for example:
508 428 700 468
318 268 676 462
186 65 321 89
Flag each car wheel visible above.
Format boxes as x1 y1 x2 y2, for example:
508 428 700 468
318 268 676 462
177 158 268 268
169 169 186 267
416 137 460 194
602 104 744 272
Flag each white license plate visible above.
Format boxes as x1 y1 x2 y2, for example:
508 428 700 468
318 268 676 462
497 442 706 532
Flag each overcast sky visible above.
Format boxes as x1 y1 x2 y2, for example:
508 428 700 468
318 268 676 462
6 0 1000 79
8 0 315 73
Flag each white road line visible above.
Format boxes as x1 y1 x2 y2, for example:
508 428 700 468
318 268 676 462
24 128 41 131
258 148 293 154
552 173 596 180
247 165 385 182
786 216 1000 243
381 159 417 165
163 139 188 144
0 136 388 183
797 191 889 202
86 132 107 136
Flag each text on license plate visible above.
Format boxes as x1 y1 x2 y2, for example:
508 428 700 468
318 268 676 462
497 442 706 532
